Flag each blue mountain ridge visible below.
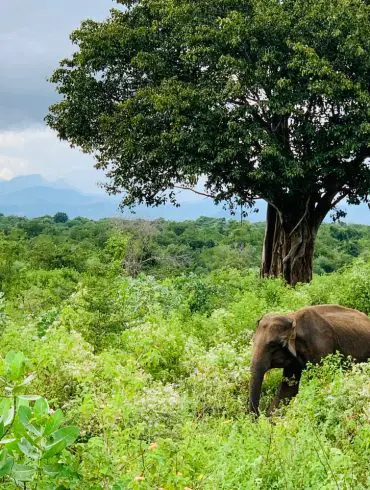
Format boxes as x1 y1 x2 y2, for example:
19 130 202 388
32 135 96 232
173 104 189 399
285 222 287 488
0 175 369 224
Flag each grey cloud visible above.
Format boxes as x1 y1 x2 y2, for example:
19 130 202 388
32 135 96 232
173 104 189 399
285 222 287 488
0 0 114 129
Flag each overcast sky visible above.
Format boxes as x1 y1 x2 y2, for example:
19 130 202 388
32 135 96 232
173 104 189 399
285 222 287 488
0 0 118 193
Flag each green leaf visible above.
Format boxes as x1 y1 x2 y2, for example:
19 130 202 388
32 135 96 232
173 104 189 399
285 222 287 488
51 425 79 446
0 398 14 427
0 438 15 444
12 374 37 395
17 405 42 437
34 397 49 420
112 484 126 490
42 439 66 459
0 449 14 477
17 395 41 401
18 373 37 387
5 352 26 381
17 405 31 427
11 463 35 482
0 438 17 452
17 397 30 409
18 437 41 460
44 409 64 436
12 416 27 439
42 463 62 476
112 484 128 490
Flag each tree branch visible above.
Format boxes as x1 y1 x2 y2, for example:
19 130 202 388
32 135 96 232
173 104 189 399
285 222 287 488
289 197 311 237
265 200 283 223
314 189 349 225
175 185 266 207
174 185 215 199
331 192 348 208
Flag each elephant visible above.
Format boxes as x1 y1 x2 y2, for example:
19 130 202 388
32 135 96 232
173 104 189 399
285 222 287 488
248 304 370 416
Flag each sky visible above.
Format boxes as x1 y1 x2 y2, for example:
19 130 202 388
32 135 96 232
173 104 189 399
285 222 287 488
0 0 118 193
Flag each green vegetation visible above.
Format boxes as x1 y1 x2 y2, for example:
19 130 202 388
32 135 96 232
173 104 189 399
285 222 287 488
0 214 369 488
0 351 79 487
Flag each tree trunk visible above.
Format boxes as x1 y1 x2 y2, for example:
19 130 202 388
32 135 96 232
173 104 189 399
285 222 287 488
261 202 320 286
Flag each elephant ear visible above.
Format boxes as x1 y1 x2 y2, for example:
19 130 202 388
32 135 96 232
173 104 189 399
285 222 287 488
286 320 297 358
279 317 298 358
292 308 335 363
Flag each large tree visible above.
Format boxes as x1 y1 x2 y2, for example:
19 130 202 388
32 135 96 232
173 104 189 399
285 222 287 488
46 0 370 285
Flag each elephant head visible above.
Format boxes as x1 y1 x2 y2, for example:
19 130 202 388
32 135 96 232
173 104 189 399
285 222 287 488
248 313 298 415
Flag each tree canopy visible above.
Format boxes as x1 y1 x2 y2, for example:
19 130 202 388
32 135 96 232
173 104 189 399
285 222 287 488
46 0 370 284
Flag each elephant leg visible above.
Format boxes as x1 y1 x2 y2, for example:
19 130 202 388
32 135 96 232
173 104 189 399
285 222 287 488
268 364 302 415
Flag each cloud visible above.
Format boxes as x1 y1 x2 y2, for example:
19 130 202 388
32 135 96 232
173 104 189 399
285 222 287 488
0 154 28 176
0 126 106 193
0 167 14 180
0 131 26 149
0 0 113 130
0 125 207 201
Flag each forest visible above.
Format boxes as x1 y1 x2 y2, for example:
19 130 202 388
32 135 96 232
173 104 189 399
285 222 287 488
0 214 369 488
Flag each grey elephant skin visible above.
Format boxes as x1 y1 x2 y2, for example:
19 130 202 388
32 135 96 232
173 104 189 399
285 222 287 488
248 304 370 416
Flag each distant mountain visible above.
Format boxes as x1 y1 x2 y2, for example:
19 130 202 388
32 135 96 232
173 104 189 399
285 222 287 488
0 175 122 219
0 174 252 220
0 174 76 194
0 174 369 223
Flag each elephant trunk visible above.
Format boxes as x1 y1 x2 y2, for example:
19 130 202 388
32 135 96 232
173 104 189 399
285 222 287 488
248 361 268 416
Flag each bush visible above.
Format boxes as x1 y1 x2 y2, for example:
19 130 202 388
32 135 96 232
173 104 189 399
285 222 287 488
0 351 79 488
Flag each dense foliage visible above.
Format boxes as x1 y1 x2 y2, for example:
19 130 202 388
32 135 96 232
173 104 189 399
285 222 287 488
0 214 370 488
0 351 79 487
46 0 370 284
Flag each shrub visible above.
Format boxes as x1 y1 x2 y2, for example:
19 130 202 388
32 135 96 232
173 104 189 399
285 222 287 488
0 351 79 488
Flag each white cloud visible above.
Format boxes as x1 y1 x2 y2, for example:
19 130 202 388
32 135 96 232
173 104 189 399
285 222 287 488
0 125 208 202
0 125 105 193
0 154 28 177
0 128 55 149
0 131 25 148
0 126 205 201
0 168 14 180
